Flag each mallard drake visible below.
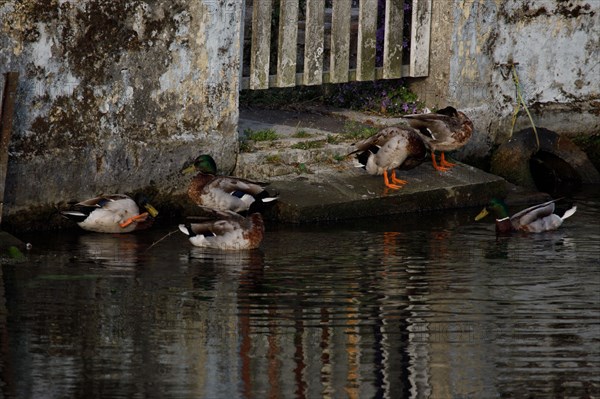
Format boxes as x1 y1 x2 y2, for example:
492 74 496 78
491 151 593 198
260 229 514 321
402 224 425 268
349 126 427 189
404 106 473 171
475 198 577 233
181 154 278 214
178 207 264 250
60 194 159 233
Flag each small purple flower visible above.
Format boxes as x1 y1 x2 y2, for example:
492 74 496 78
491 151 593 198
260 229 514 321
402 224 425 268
402 103 409 112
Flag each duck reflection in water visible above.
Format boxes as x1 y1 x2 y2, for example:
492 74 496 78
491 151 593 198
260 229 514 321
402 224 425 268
77 233 141 267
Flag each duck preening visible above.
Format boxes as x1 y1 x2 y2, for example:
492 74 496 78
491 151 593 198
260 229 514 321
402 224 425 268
475 198 577 233
403 106 473 171
349 126 427 189
60 194 159 233
181 154 278 214
178 207 264 250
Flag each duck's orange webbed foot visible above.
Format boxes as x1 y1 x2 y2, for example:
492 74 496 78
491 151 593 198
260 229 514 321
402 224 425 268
431 153 450 172
439 153 456 168
390 170 408 186
119 212 149 228
383 170 405 190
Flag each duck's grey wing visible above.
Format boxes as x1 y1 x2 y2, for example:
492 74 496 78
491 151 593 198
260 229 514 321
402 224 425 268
511 200 557 228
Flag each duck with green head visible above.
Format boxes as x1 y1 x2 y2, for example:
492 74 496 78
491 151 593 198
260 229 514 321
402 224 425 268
475 198 577 233
181 154 278 214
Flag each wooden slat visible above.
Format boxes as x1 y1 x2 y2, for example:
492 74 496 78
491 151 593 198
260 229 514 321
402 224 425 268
357 0 378 81
409 0 432 77
329 2 351 84
303 0 325 86
241 0 430 90
276 0 299 87
383 0 404 79
249 1 273 89
241 65 411 90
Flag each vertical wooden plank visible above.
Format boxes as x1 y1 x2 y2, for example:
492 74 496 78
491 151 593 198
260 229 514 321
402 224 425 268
329 1 351 84
303 0 325 86
0 72 18 224
383 0 404 79
276 0 299 87
239 0 247 87
409 0 432 77
250 0 273 89
357 0 378 81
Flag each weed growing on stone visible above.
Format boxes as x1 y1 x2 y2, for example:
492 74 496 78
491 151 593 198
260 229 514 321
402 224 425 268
342 122 379 141
244 128 279 141
293 130 313 138
291 140 325 150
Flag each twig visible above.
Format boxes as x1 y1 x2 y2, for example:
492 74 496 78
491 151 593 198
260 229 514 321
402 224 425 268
508 63 539 150
145 229 179 252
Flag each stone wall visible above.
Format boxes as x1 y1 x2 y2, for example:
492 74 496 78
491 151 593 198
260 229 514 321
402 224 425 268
0 0 242 219
410 0 599 162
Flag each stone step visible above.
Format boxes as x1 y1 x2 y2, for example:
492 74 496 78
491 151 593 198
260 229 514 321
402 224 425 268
236 108 509 223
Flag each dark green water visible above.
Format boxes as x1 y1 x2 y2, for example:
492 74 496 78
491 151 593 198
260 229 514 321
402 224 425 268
1 188 599 398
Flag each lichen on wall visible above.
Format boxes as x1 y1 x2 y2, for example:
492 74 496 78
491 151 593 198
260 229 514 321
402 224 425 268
439 0 599 161
0 0 242 218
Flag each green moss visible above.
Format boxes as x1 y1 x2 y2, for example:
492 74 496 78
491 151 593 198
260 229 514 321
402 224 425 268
291 140 325 150
265 154 283 164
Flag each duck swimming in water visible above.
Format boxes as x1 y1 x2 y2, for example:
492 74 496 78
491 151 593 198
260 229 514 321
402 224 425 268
475 198 577 234
60 194 158 233
181 154 278 214
178 207 264 250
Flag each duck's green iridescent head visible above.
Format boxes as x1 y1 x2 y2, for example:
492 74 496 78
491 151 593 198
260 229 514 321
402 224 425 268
475 198 509 220
181 154 218 175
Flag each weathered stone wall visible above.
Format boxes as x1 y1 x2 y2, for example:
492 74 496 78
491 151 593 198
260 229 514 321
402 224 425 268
0 0 242 219
411 0 599 162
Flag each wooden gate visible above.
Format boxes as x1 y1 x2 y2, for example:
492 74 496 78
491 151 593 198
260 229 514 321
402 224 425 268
241 0 432 90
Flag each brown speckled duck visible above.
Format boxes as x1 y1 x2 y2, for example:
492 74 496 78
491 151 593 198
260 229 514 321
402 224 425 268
178 207 264 250
349 126 427 189
475 198 577 234
60 194 159 233
404 106 473 171
181 154 278 214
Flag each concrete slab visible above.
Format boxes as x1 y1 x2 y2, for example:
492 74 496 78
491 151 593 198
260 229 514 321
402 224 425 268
262 162 507 223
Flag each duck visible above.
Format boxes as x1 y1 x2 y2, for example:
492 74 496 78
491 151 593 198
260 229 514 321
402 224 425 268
475 198 577 233
403 106 473 171
349 126 427 189
178 207 264 250
181 154 278 214
60 194 159 233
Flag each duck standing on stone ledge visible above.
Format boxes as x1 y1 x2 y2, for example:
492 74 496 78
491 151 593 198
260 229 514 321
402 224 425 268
403 106 473 172
349 126 427 189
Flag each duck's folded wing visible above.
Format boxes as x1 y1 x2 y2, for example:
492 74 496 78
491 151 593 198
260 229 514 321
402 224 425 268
511 200 556 227
215 177 266 195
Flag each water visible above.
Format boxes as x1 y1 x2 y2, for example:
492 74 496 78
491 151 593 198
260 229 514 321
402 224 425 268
1 188 599 398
